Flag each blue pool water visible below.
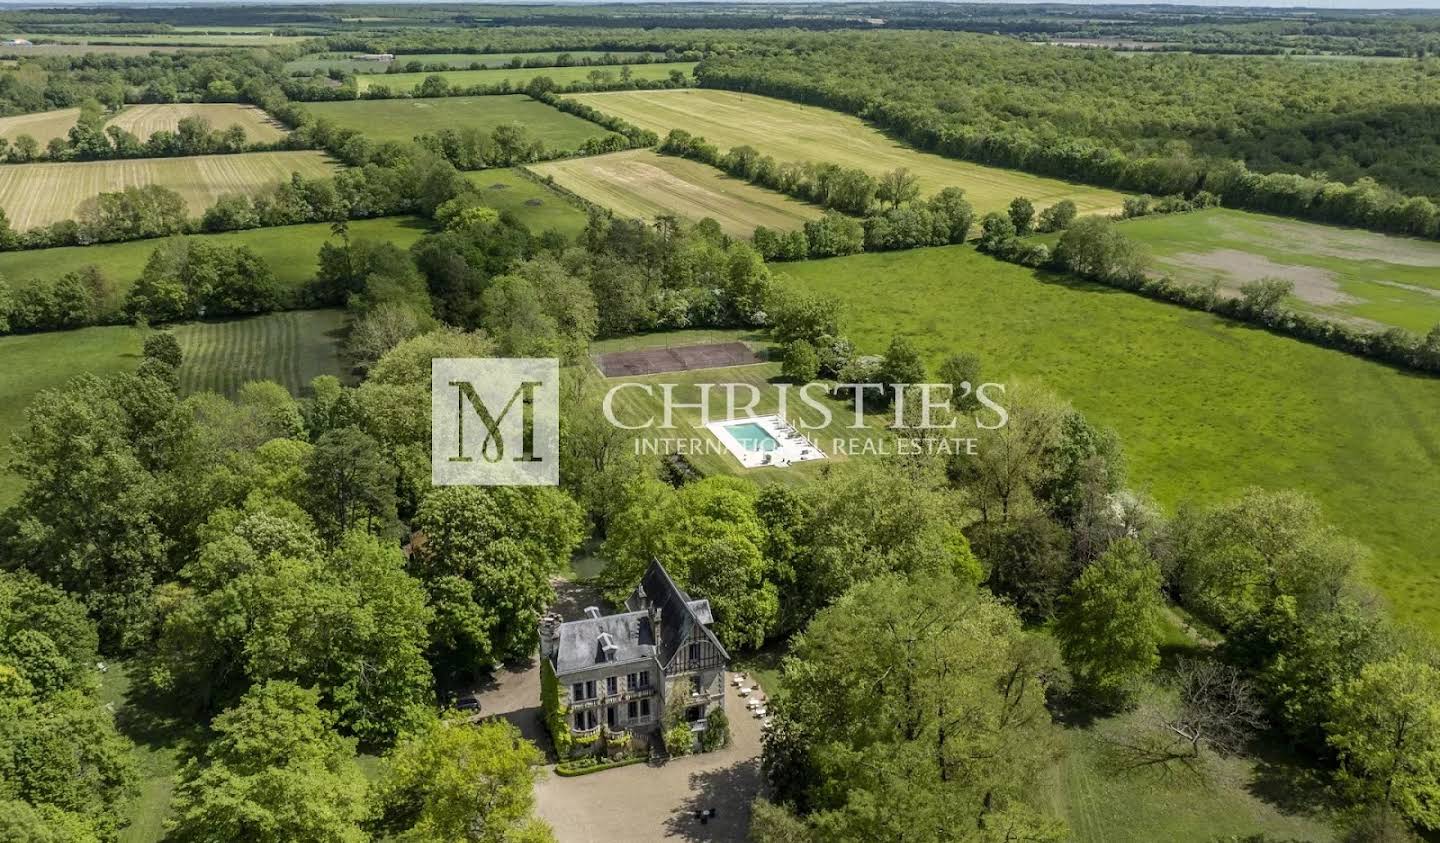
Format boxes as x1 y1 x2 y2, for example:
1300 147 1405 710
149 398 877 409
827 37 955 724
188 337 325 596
724 421 779 453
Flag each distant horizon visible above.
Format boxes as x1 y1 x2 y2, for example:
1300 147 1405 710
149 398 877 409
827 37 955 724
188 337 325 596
4 0 1440 11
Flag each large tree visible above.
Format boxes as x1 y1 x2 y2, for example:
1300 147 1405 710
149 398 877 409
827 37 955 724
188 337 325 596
1055 538 1164 706
764 573 1063 842
373 716 554 843
165 682 368 843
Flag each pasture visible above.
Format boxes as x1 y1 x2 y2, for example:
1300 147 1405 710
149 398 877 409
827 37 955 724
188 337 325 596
355 61 695 93
529 149 821 237
0 106 79 145
0 216 430 299
0 150 335 230
568 89 1128 215
464 168 589 239
173 309 349 396
1107 208 1440 333
287 50 663 75
0 324 145 508
106 103 289 143
301 96 609 148
776 245 1440 633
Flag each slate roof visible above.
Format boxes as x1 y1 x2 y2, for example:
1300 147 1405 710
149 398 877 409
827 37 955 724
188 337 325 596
551 559 728 676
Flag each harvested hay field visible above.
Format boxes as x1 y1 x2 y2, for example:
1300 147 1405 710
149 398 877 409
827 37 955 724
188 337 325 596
531 149 821 237
302 96 608 148
355 61 694 93
594 340 762 377
0 107 79 146
106 103 288 143
0 150 335 230
568 89 1127 216
173 309 349 397
1113 207 1440 333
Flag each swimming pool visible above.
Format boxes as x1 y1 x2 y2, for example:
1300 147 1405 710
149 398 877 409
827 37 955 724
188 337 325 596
723 421 779 453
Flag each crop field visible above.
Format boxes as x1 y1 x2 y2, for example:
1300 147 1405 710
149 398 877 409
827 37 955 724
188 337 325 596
464 168 589 238
286 50 663 75
0 215 429 298
355 61 695 93
0 324 145 508
568 89 1128 215
302 96 609 148
777 245 1440 633
1108 208 1440 333
105 103 289 143
0 150 334 230
529 149 821 237
172 309 349 396
0 106 79 145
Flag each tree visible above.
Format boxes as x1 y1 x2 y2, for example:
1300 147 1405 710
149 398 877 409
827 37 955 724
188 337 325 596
937 352 982 412
877 335 925 391
1164 658 1265 759
373 716 554 843
1238 277 1293 317
781 340 820 383
143 331 183 369
165 682 368 843
926 187 974 243
1055 538 1164 705
977 211 1017 253
411 486 584 676
1328 654 1440 829
876 167 919 209
302 426 398 544
1037 199 1078 233
1055 216 1148 283
1008 197 1036 235
767 573 1062 841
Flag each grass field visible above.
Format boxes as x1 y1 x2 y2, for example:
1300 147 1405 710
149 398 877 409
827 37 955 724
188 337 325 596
0 106 79 145
464 168 589 239
0 324 145 508
173 309 350 396
774 245 1440 633
355 61 695 93
530 149 821 237
302 96 609 148
106 103 289 143
568 89 1128 216
286 50 662 75
1096 208 1440 333
12 33 305 46
0 150 335 230
0 44 226 57
0 216 429 296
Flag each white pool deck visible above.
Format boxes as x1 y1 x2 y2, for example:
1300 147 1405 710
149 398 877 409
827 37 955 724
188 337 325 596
703 414 827 469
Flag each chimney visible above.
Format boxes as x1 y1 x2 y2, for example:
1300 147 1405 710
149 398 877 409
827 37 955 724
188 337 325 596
537 613 562 662
584 606 602 620
649 605 662 649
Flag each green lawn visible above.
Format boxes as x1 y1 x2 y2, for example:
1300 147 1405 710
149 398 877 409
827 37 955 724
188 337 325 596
302 96 611 149
97 663 185 843
0 216 430 300
355 62 695 93
776 245 1440 634
466 168 590 239
0 325 145 508
1067 208 1440 333
173 309 350 397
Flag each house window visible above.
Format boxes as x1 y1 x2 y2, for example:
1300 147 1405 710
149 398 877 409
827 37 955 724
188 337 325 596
688 642 702 662
690 675 702 695
584 680 596 700
571 683 583 702
639 670 651 688
626 672 637 690
606 676 618 695
573 709 596 731
607 706 617 728
627 701 638 719
640 699 651 717
686 705 702 723
574 711 584 730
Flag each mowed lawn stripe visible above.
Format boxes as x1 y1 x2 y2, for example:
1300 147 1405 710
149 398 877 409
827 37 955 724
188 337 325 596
530 149 821 237
173 309 348 397
569 89 1127 215
0 151 335 230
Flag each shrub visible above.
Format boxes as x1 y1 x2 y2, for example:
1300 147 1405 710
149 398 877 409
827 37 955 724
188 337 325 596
781 340 820 384
664 723 693 757
700 709 730 753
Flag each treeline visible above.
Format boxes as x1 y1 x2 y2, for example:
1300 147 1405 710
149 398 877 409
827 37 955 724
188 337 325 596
350 66 693 102
697 32 1440 228
291 49 683 77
